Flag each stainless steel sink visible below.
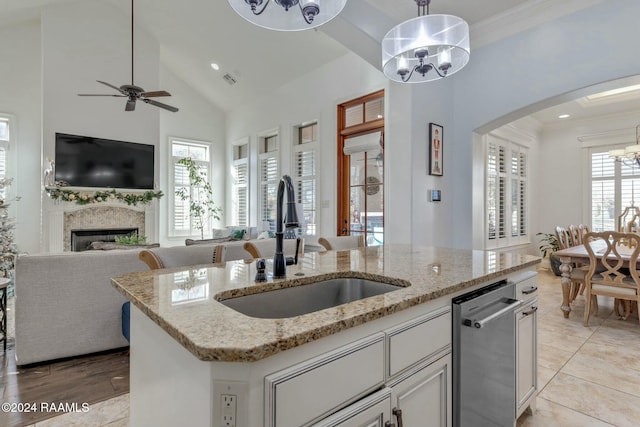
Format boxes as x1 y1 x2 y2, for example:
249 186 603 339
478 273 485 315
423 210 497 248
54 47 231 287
218 278 405 319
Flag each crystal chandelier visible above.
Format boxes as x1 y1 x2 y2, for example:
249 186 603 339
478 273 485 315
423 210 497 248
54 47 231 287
381 0 470 83
227 0 347 31
609 125 640 167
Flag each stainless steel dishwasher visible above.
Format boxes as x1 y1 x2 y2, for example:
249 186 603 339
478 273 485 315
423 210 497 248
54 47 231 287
452 279 521 427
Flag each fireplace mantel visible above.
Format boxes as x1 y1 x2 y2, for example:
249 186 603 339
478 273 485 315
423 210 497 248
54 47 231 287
44 195 157 252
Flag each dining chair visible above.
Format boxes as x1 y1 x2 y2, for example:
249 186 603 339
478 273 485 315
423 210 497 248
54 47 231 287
569 224 583 245
243 238 304 259
583 231 640 326
556 225 587 302
555 226 573 249
317 235 365 251
138 244 227 270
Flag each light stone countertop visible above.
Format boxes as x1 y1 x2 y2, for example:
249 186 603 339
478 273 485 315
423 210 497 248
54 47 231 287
111 244 540 362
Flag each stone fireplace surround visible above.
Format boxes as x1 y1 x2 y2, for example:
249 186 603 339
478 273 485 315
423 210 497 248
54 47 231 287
44 196 157 252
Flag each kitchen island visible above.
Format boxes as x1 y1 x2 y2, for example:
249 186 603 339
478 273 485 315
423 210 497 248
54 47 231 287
112 244 540 427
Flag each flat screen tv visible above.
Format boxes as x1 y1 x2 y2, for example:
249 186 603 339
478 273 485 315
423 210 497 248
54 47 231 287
55 132 155 190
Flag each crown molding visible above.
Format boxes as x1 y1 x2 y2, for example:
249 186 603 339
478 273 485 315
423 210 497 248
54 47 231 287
471 0 605 48
577 128 635 148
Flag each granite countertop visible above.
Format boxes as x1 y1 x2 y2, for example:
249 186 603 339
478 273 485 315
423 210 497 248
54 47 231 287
111 244 540 362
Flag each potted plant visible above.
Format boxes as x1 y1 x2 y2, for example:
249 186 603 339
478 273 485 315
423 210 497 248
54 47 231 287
536 232 561 276
175 157 222 240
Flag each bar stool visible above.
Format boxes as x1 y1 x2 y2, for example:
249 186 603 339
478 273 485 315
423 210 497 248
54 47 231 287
0 277 10 352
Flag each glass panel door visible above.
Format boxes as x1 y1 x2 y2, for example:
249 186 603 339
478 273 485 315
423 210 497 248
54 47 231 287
346 141 384 246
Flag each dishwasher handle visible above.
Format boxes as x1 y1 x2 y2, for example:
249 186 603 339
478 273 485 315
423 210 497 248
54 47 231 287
463 298 522 329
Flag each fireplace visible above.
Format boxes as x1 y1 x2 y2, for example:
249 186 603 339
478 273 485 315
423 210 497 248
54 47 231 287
71 228 139 252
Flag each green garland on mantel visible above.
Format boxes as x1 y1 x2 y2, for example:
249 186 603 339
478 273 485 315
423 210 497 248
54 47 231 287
45 187 164 206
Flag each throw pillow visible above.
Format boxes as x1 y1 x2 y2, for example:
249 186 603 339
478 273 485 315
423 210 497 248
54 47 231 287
185 237 232 246
212 228 232 239
229 228 246 241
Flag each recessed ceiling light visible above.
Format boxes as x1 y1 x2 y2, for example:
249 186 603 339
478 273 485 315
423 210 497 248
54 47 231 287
558 114 570 119
210 63 220 71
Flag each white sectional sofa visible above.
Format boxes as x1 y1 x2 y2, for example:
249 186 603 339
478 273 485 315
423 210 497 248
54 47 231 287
14 250 148 365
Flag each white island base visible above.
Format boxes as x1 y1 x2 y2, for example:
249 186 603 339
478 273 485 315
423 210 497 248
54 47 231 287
129 299 453 427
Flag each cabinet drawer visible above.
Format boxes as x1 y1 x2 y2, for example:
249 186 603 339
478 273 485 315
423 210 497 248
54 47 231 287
515 272 538 302
386 306 451 378
265 333 385 427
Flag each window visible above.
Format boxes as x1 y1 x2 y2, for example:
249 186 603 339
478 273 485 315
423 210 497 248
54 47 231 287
590 149 640 232
259 134 279 232
486 136 528 248
293 123 318 236
231 143 249 227
0 116 11 200
170 138 212 236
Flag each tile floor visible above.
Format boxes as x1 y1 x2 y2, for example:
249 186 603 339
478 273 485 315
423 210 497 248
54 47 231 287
18 267 640 426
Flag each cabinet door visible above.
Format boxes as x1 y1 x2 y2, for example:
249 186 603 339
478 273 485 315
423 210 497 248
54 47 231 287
312 388 392 427
390 354 451 427
516 298 537 414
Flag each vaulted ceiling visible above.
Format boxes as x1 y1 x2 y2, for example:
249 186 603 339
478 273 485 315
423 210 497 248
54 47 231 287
5 0 632 125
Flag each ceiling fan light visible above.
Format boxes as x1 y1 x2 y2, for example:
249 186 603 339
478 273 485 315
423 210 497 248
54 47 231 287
382 14 470 83
227 0 347 31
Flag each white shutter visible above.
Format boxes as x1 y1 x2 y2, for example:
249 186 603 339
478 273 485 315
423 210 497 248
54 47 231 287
260 155 278 231
294 123 318 236
486 137 528 247
233 161 248 226
295 149 316 235
170 138 212 236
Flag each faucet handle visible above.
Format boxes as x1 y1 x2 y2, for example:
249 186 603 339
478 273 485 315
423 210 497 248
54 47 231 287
255 258 267 282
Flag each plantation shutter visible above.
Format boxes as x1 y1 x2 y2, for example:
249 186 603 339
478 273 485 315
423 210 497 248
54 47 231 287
486 137 528 248
233 162 248 226
173 161 190 231
295 148 316 236
170 139 212 236
260 155 278 231
0 118 8 199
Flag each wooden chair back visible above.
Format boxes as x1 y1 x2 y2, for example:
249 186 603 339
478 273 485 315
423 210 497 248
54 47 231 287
317 235 365 251
138 244 226 270
568 225 581 246
555 226 572 249
583 231 640 325
243 238 303 259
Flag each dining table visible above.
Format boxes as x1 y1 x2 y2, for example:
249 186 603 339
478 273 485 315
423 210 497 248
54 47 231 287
554 240 636 318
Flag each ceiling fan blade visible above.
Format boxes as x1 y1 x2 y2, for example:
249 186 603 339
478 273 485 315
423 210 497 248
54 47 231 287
78 94 127 97
143 98 179 112
141 90 171 98
97 80 126 94
125 99 136 111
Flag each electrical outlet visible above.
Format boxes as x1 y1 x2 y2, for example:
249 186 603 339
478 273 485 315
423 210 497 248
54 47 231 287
214 381 247 427
221 394 237 427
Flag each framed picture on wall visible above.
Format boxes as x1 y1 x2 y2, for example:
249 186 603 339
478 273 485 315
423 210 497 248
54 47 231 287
429 123 443 176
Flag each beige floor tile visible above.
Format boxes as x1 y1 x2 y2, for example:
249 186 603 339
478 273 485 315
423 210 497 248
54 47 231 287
539 372 640 427
517 397 614 427
35 394 129 427
537 365 558 393
537 343 574 371
561 341 640 398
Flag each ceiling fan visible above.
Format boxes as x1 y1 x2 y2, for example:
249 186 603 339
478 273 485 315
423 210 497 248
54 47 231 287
78 0 178 113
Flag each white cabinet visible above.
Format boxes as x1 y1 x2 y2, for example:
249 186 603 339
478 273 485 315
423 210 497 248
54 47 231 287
516 298 537 417
389 354 451 427
266 306 452 427
312 388 392 427
265 333 386 427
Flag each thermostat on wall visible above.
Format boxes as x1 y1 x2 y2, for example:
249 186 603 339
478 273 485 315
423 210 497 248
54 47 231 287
430 189 441 202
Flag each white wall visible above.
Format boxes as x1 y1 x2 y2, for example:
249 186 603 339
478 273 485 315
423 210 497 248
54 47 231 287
536 111 640 237
454 0 640 250
0 20 42 254
225 52 388 241
158 64 227 247
2 0 227 253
